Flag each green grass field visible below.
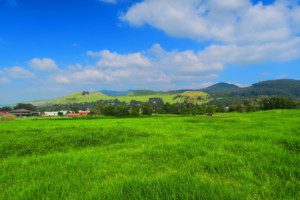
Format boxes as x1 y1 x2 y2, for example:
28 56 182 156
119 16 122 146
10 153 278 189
0 110 299 199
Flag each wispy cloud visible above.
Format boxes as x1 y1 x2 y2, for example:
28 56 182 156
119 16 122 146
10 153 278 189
0 77 10 84
28 58 58 71
5 0 18 7
3 66 34 79
98 0 118 4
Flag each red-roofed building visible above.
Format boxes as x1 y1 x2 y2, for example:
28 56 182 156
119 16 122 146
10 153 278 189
66 110 90 117
0 111 9 115
78 111 90 116
66 113 81 117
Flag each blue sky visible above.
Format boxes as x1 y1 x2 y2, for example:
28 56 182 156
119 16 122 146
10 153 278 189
0 0 299 104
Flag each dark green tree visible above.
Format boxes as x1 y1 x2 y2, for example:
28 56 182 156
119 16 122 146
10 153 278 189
115 105 130 117
130 106 141 116
142 103 153 116
0 106 12 112
206 105 216 116
14 103 35 111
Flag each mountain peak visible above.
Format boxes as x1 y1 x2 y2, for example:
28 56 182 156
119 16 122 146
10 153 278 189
203 82 239 93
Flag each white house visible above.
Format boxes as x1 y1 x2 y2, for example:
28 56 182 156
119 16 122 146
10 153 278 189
43 111 68 117
43 112 59 116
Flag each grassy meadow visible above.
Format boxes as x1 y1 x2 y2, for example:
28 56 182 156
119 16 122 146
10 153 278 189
0 110 299 199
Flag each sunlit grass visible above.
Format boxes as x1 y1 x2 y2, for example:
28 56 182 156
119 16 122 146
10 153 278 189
0 110 299 199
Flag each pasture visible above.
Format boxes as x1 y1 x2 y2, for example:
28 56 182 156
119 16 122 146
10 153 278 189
51 91 210 105
0 110 299 199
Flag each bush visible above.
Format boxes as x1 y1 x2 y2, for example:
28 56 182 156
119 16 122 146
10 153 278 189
0 115 16 121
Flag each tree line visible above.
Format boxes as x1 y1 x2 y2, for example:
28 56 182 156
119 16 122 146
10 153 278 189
1 96 298 117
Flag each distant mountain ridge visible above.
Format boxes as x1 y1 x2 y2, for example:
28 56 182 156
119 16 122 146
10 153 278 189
15 79 300 106
208 79 300 98
202 82 240 93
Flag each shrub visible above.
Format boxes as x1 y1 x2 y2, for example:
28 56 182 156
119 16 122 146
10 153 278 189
0 115 16 121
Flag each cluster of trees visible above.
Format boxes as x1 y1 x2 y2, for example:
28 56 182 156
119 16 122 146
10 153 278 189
209 96 298 112
92 104 146 117
36 100 122 112
0 106 12 112
260 97 297 110
89 96 297 117
1 96 298 117
0 103 35 112
90 102 220 117
82 91 90 96
14 103 36 111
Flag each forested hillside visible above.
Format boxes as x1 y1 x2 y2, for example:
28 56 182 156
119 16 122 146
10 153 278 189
207 79 300 98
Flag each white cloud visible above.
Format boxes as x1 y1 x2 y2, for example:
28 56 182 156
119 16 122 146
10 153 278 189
28 58 58 71
53 44 224 89
149 44 223 75
119 0 300 87
36 0 300 90
52 34 300 89
122 0 299 45
290 5 300 32
72 69 112 83
53 75 70 84
87 50 102 57
88 50 152 68
198 38 300 65
3 66 34 79
66 63 83 70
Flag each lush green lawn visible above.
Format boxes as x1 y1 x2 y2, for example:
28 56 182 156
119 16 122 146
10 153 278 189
0 110 299 199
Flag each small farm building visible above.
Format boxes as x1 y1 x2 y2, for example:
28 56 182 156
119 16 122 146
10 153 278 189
9 109 39 117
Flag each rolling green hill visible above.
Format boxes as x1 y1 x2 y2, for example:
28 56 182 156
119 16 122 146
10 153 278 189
127 90 160 96
51 90 210 105
173 91 210 103
52 92 112 104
